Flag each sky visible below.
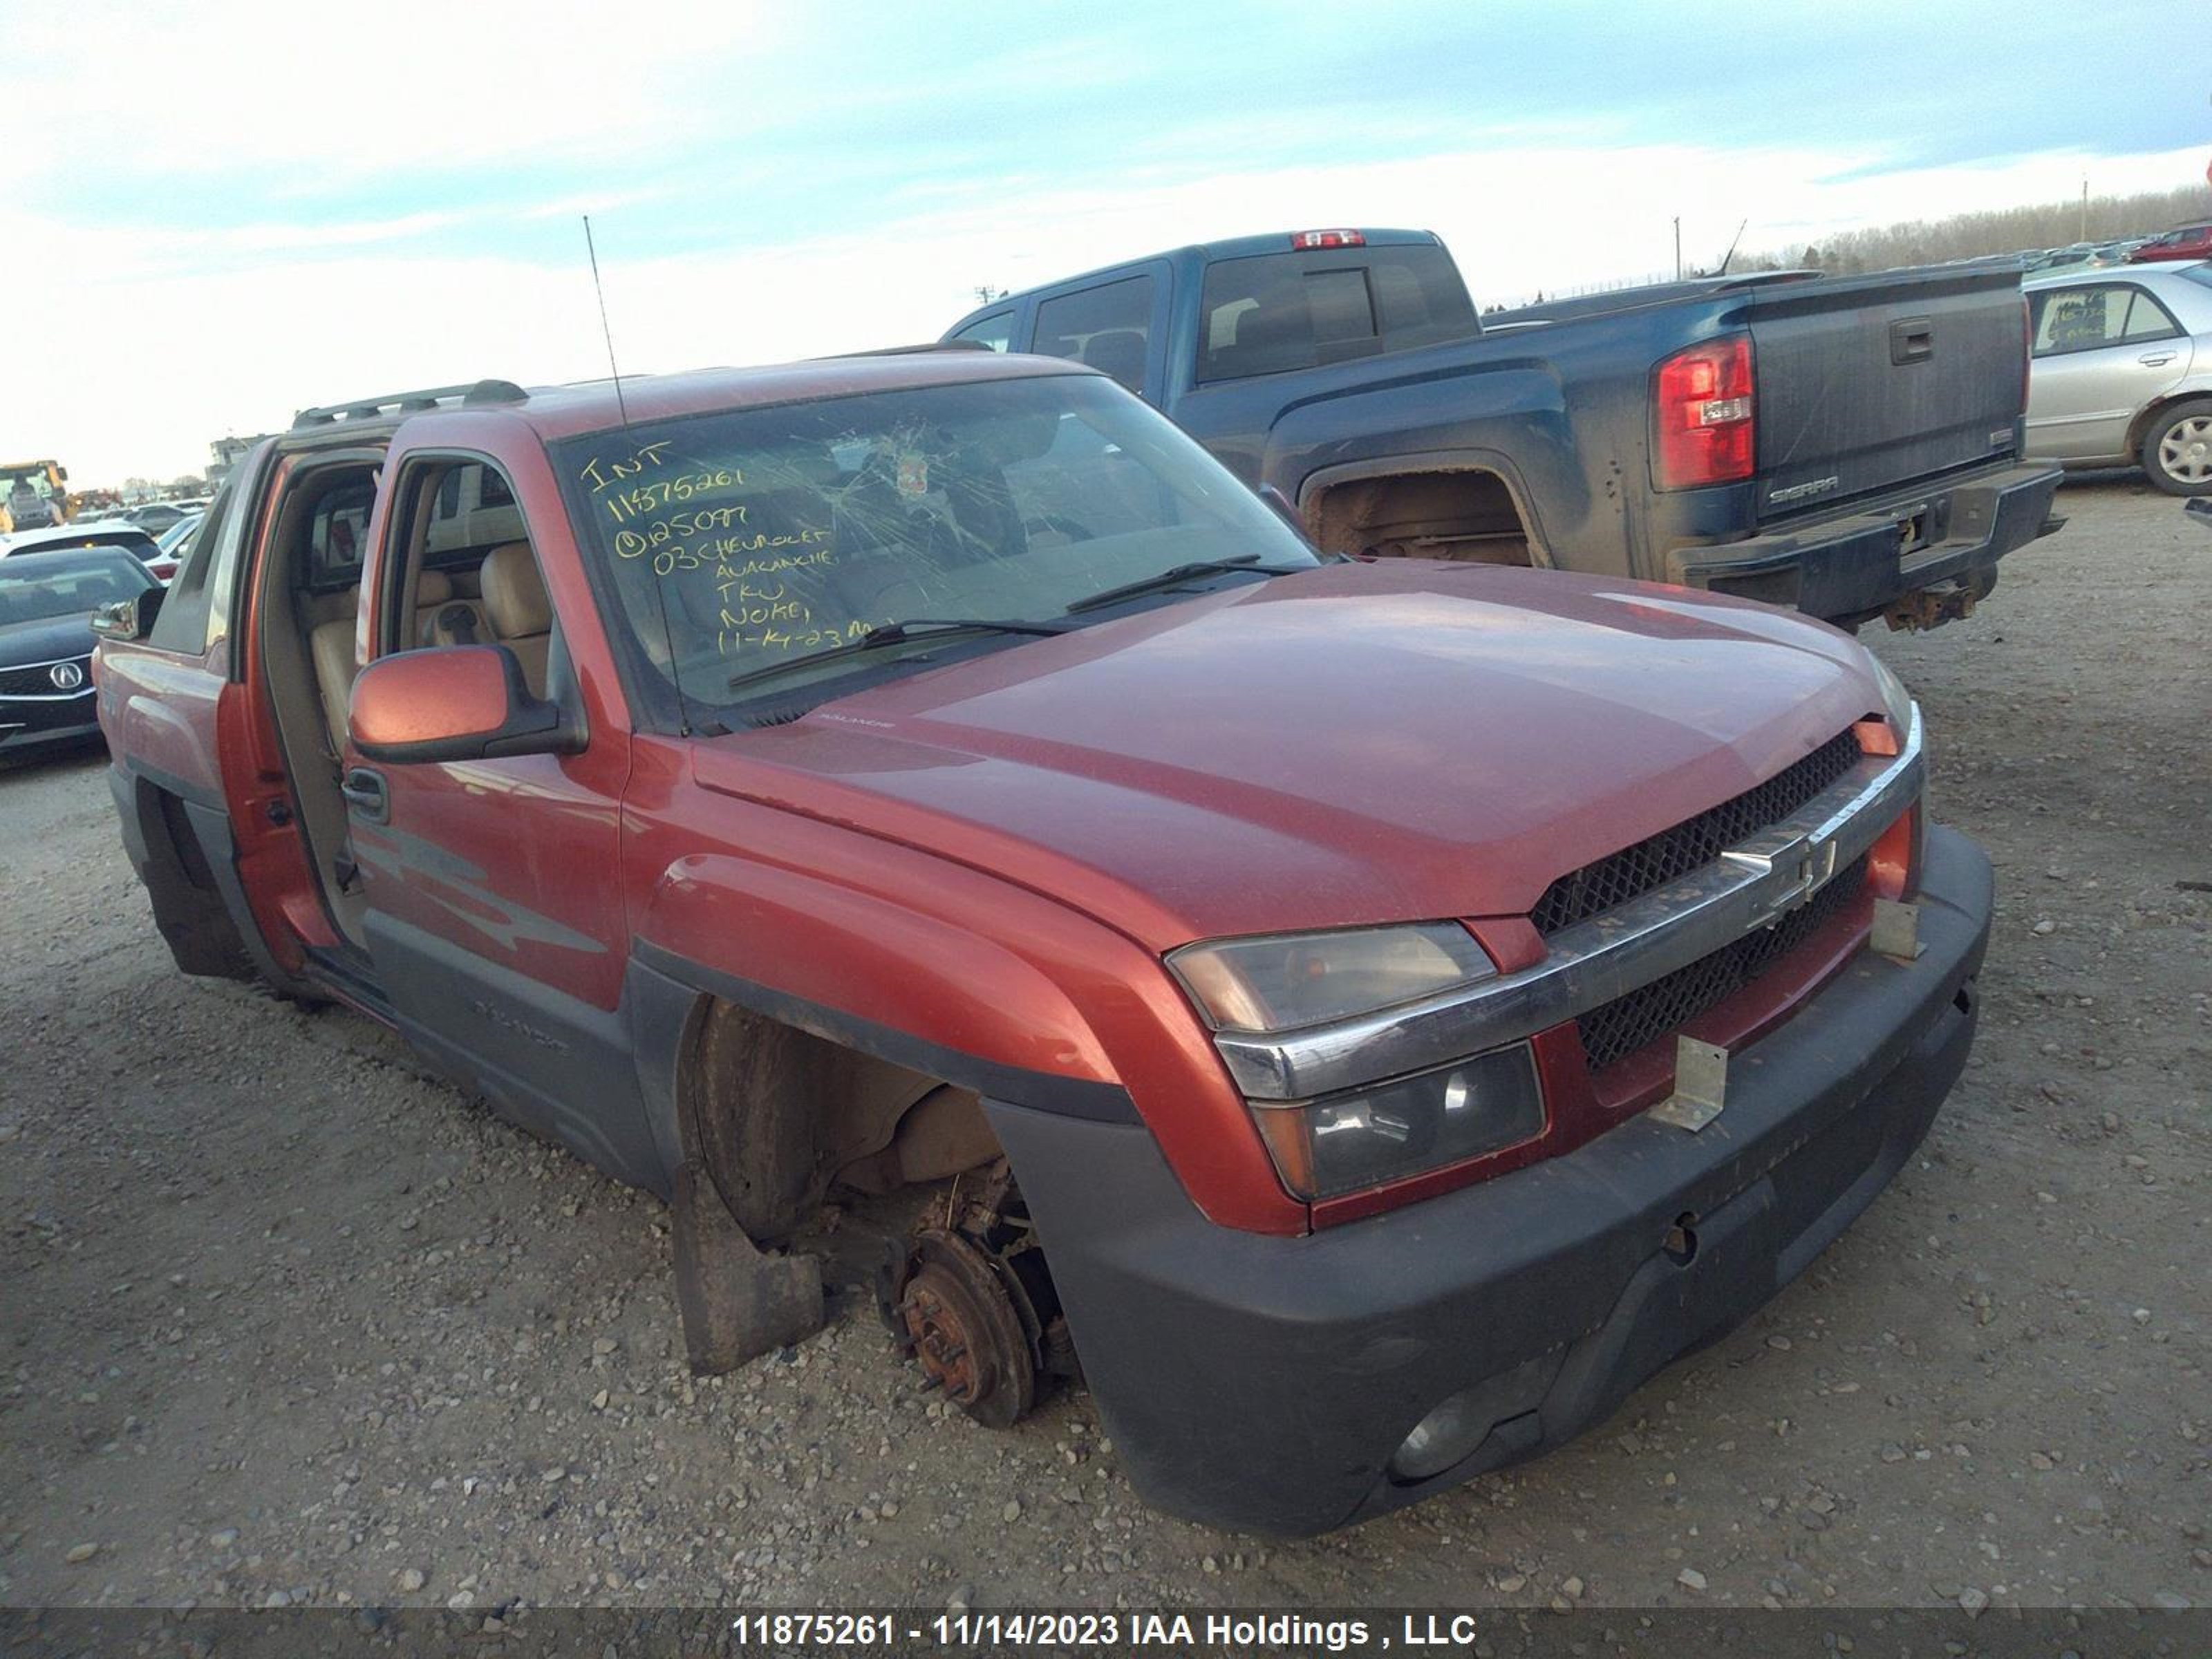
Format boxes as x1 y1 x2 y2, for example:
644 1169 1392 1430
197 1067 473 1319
5 0 2207 485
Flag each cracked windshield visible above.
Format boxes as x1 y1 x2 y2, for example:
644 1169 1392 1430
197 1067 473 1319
556 372 1318 714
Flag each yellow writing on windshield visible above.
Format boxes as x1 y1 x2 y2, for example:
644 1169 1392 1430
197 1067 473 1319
718 617 874 658
601 467 747 523
616 524 830 576
577 441 675 494
711 569 874 658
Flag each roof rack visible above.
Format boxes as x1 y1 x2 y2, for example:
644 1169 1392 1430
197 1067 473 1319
290 379 528 430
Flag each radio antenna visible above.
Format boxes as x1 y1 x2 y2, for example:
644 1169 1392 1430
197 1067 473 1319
583 215 632 427
1715 217 1750 276
581 216 702 735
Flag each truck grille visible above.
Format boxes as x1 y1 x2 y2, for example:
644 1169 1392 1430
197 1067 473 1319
1530 728 1864 935
0 657 92 699
1577 854 1868 1073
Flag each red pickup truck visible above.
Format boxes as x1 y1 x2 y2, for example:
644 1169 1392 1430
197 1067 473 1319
92 353 1992 1535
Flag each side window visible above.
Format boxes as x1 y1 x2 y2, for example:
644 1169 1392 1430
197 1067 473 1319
2119 288 2182 342
307 482 374 590
382 456 559 697
2031 285 2177 355
2032 288 2110 354
950 310 1015 352
1033 276 1156 395
147 470 243 657
427 458 525 554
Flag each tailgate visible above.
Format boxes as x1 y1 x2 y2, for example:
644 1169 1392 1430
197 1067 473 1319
1747 266 2025 521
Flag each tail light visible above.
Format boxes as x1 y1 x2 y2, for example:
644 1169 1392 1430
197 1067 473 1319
2020 294 2033 414
1651 334 1755 489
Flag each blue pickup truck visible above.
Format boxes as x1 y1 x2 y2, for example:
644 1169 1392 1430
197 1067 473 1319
944 229 2063 630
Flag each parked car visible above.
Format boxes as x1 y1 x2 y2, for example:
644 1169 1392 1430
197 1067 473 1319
0 545 157 759
945 228 2061 632
2126 221 2212 265
121 502 196 535
0 518 165 568
94 362 1991 1535
2024 262 2212 494
148 511 204 582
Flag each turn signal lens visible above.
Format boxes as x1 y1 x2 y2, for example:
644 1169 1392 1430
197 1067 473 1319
1866 657 1916 741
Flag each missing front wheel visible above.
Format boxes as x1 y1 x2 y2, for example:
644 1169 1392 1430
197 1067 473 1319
875 1163 1075 1428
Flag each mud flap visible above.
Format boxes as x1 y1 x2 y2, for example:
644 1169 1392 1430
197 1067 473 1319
669 1161 825 1374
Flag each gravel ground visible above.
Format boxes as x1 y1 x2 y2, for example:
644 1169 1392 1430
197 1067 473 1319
1 478 2205 1617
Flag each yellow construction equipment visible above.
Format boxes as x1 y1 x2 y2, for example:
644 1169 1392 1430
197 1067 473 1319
0 459 72 533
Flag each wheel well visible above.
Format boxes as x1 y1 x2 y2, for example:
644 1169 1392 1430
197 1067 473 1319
682 997 1003 1244
2128 391 2212 458
1306 467 1539 565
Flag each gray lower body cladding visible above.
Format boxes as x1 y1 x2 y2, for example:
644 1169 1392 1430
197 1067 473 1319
991 826 1993 1536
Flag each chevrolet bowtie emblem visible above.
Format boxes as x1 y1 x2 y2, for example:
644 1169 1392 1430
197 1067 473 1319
1723 832 1840 927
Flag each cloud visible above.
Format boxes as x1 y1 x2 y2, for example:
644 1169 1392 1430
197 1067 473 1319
10 133 2202 485
0 1 769 185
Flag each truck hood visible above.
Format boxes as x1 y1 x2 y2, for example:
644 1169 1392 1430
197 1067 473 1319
691 562 1886 950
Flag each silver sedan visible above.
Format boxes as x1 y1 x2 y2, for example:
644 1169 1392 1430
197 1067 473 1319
2025 262 2212 494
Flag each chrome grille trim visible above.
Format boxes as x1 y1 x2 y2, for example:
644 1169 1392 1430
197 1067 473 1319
1214 708 1922 1100
0 654 95 701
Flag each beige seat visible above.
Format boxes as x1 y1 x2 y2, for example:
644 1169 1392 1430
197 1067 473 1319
415 568 490 647
480 541 551 695
309 591 361 751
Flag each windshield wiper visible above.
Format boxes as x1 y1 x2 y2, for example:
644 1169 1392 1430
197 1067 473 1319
1062 556 1312 614
725 617 1071 694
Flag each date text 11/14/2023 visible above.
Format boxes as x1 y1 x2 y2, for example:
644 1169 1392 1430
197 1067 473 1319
729 1611 1518 1651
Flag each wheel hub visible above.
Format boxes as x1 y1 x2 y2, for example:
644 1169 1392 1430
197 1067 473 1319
889 1230 1037 1429
2159 416 2212 485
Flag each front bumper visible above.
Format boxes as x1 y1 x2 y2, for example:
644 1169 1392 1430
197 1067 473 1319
1665 462 2061 626
0 693 102 756
990 825 1994 1537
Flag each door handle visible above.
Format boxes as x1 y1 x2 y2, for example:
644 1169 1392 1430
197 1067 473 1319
2138 351 2177 367
339 766 389 824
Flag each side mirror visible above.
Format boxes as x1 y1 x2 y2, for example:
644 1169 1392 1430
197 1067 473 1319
91 588 163 642
348 645 583 765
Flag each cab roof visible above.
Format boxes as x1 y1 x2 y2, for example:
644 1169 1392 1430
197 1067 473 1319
286 349 1100 450
974 228 1445 310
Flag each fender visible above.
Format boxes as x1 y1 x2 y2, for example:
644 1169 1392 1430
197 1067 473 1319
624 847 1309 1235
1253 362 1638 574
1260 364 1571 501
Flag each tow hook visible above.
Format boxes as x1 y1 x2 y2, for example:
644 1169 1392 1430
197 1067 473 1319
875 1162 1075 1429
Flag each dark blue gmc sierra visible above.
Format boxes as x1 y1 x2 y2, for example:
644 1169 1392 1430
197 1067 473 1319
945 228 2063 630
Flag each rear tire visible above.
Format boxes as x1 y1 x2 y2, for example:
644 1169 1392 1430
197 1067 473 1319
2139 399 2212 496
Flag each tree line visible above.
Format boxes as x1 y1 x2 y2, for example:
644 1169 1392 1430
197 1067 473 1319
1745 182 2212 275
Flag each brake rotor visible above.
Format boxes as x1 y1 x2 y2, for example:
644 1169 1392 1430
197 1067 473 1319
891 1229 1036 1429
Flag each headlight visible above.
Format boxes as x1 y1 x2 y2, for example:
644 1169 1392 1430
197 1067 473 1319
1168 923 1495 1034
1867 654 1915 739
1250 1044 1546 1199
